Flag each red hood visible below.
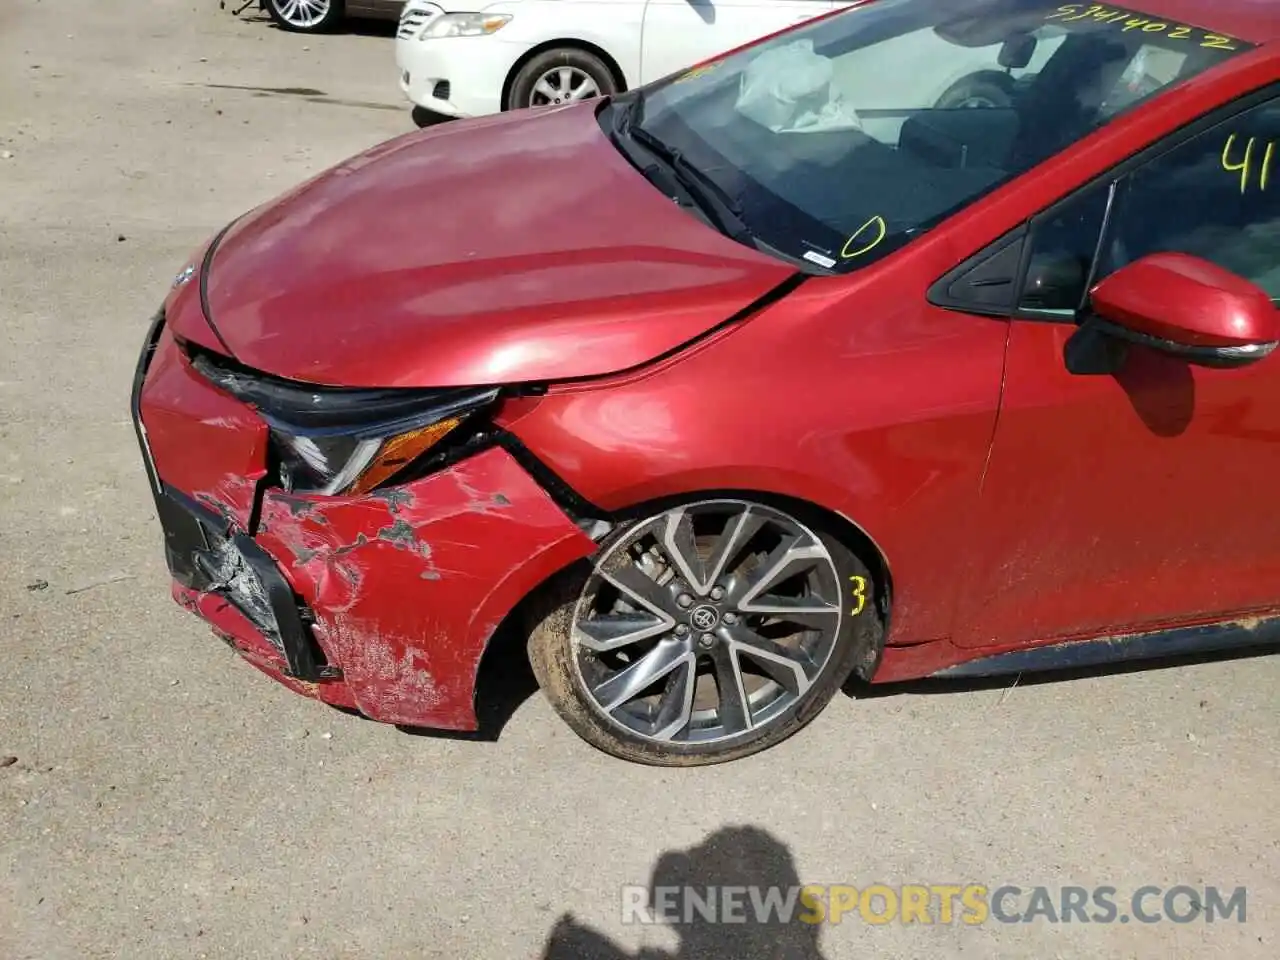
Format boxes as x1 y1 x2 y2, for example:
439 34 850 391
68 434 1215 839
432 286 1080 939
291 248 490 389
192 102 794 388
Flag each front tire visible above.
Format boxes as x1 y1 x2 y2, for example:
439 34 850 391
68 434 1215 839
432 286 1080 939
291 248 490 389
528 499 883 766
506 48 617 111
265 0 345 33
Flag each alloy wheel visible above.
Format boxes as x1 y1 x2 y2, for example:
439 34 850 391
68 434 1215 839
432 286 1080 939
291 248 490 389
271 0 332 29
528 67 600 107
570 500 844 746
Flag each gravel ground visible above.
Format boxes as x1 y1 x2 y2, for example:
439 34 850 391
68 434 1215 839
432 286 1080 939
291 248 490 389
1 2 1277 957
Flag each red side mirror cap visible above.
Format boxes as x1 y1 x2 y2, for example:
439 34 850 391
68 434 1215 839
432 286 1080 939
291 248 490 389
1091 252 1279 350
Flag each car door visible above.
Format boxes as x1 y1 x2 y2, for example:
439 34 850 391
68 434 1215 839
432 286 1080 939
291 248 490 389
955 87 1280 649
638 0 836 85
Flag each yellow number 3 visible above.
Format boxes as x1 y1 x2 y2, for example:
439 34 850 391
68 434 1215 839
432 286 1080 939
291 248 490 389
849 575 869 616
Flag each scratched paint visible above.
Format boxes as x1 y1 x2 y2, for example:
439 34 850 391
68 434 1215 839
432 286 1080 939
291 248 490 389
254 446 597 730
173 583 358 710
371 488 414 515
142 324 599 727
375 518 430 555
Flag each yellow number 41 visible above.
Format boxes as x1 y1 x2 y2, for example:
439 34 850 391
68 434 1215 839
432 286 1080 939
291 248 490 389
1222 132 1276 194
849 575 869 616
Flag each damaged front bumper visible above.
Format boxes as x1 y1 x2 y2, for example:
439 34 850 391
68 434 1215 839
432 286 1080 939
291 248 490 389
131 309 598 730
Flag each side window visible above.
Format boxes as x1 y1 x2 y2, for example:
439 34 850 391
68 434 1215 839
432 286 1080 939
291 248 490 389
930 179 1110 320
1018 182 1111 317
1098 97 1280 301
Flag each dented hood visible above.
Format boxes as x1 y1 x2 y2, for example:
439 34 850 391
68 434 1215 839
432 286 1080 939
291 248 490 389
197 102 795 388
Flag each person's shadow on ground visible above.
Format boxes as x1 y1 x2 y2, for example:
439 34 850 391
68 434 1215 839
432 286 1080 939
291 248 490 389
540 825 828 960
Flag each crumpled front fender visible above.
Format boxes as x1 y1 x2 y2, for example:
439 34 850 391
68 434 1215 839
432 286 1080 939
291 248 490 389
254 446 598 729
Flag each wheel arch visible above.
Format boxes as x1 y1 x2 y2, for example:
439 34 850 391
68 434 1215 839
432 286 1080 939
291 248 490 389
501 38 630 110
471 485 895 718
604 487 894 637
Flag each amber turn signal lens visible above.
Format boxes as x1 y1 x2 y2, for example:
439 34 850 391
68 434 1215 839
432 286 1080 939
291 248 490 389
346 417 462 496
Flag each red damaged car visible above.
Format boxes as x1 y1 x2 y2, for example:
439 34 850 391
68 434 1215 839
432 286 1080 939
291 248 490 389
132 0 1280 765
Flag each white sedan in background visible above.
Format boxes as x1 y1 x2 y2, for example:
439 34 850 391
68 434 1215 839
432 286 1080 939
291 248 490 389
395 0 1073 125
396 0 845 123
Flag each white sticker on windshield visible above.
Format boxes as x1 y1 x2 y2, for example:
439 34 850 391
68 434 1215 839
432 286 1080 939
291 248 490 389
803 250 836 268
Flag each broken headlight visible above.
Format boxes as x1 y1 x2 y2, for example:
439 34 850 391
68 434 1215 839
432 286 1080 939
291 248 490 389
188 348 499 496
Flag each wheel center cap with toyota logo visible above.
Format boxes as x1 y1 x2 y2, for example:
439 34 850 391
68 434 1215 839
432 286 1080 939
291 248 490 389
690 605 720 631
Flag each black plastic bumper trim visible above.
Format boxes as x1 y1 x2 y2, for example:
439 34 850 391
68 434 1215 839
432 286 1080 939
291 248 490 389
159 484 341 683
130 310 339 683
232 532 342 681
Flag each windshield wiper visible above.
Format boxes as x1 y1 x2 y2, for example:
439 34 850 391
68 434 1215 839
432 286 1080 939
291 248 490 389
603 93 815 271
630 128 752 244
613 103 754 245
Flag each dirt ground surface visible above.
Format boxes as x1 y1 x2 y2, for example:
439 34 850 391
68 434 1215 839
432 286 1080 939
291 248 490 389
1 2 1277 957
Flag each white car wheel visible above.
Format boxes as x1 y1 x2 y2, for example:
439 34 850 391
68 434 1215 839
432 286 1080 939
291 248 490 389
266 0 345 32
508 48 617 111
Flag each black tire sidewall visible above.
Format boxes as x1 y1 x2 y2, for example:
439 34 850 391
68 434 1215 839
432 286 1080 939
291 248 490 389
528 521 883 767
933 72 1014 110
508 48 616 111
266 0 345 32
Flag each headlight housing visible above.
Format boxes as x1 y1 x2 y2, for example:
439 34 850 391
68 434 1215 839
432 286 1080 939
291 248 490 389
270 415 475 497
422 12 512 38
189 348 499 496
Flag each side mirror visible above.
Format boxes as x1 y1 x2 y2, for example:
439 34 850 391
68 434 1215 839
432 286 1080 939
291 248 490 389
1078 253 1279 370
1021 250 1087 312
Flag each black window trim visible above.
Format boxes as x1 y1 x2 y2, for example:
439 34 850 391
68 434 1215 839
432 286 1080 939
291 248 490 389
927 80 1280 324
926 225 1028 318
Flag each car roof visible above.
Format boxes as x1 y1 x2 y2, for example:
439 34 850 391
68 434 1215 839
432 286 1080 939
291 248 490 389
1134 0 1280 44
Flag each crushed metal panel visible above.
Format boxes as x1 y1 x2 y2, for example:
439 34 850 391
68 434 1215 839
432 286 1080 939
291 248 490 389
256 446 598 729
174 583 361 712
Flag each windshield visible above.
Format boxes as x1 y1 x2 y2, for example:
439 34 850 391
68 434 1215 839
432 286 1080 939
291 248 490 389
605 0 1255 273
